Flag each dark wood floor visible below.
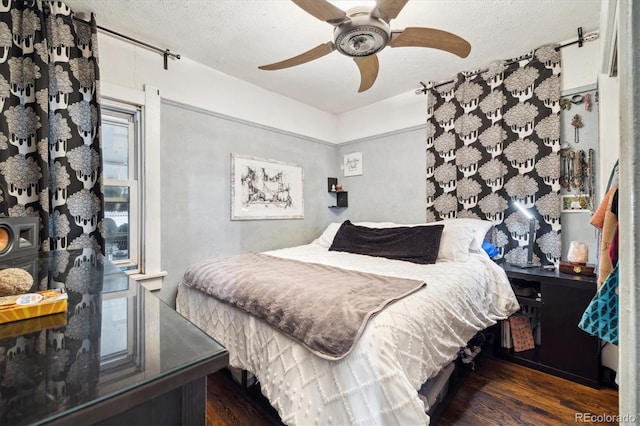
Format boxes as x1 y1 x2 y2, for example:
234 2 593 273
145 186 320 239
206 355 618 426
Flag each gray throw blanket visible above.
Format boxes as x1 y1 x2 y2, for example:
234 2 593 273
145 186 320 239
180 252 426 360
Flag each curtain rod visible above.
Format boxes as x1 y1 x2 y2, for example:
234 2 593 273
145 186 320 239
414 27 599 95
72 16 181 70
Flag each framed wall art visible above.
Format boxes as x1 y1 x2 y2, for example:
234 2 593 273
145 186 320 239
561 194 592 213
343 152 363 177
231 154 304 220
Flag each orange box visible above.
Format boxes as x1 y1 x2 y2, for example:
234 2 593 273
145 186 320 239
0 288 68 324
0 312 67 338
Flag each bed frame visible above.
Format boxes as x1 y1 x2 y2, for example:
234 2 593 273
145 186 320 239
225 329 494 425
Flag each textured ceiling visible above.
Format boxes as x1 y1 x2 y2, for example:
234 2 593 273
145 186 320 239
63 0 602 115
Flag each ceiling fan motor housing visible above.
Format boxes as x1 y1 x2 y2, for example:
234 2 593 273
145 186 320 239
333 7 390 57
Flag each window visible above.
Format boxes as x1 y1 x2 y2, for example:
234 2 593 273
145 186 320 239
102 100 141 270
99 277 144 386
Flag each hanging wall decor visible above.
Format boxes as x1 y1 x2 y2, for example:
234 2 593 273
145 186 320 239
343 152 363 176
425 45 562 266
231 154 304 220
561 194 591 212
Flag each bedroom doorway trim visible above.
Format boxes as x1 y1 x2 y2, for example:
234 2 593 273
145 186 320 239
618 0 639 419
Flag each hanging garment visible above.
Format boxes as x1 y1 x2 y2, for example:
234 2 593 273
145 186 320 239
578 264 619 345
597 188 618 287
609 224 619 267
590 185 616 230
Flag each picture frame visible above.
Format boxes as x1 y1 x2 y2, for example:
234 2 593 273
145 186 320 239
561 194 591 213
231 154 304 220
343 152 363 177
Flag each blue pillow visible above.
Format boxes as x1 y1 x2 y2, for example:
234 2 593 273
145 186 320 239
482 241 499 258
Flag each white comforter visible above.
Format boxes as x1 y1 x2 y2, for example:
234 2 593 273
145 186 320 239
176 243 519 425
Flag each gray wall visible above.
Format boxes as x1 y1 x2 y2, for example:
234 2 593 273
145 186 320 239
158 97 602 306
335 127 428 224
159 100 338 306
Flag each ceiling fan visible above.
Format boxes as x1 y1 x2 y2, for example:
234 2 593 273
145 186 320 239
258 0 471 93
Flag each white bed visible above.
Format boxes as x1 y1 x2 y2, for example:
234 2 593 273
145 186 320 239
177 221 519 425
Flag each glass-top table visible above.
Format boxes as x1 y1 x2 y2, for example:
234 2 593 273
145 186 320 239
0 250 228 425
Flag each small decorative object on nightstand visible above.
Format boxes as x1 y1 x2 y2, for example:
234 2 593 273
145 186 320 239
559 241 596 276
559 261 596 276
567 241 589 263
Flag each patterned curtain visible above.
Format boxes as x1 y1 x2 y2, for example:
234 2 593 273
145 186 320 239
0 3 103 420
425 45 562 266
0 0 103 254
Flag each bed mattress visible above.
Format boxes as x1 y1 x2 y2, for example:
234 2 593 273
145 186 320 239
177 243 519 425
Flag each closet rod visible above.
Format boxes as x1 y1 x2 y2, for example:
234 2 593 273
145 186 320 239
72 16 181 70
414 27 599 95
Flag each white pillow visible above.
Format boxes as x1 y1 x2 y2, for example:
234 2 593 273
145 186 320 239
311 221 475 262
434 223 475 261
433 218 494 252
311 222 342 248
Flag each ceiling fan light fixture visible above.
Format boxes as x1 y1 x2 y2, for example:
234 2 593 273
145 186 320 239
348 35 376 53
333 8 390 57
336 26 388 56
260 0 471 92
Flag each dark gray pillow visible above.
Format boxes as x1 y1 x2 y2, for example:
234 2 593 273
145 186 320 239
329 220 444 264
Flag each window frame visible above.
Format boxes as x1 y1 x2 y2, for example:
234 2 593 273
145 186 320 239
101 98 143 271
99 83 165 291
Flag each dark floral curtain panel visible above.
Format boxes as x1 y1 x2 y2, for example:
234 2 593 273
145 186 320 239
0 0 103 254
0 2 103 421
425 45 561 266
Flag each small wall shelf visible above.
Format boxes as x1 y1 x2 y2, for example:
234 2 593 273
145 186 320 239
328 177 348 208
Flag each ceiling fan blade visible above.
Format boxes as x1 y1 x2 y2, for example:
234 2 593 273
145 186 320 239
259 42 336 71
371 0 408 22
390 27 471 58
291 0 348 25
354 55 379 93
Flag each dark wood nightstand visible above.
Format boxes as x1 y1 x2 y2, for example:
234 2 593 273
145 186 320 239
497 264 600 388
